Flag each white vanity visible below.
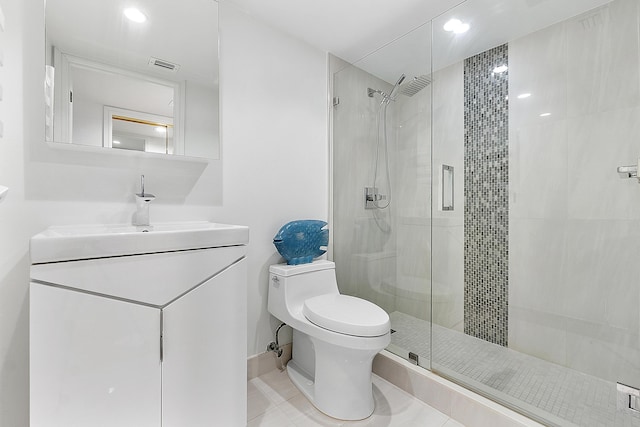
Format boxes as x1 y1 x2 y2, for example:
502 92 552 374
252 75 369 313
29 222 249 427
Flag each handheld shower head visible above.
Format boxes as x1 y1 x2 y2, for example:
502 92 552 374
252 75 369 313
367 74 408 104
388 74 406 100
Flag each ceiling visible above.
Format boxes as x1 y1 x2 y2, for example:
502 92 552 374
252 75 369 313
223 0 613 84
46 0 218 87
220 0 465 64
47 0 615 88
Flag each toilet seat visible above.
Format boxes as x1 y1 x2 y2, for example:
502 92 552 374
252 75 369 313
303 294 389 337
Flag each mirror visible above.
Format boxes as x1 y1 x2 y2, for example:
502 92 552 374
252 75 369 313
44 0 220 159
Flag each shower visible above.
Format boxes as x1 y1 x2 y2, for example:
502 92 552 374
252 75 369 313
332 0 640 425
366 74 432 209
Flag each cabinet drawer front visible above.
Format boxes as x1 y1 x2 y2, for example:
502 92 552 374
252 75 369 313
31 245 246 305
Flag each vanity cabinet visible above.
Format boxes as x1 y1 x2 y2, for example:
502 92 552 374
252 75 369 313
30 243 247 427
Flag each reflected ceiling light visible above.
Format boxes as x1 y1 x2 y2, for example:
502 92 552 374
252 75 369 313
113 140 121 145
493 65 508 73
540 112 551 117
155 126 167 133
443 18 470 34
124 7 147 23
517 93 532 99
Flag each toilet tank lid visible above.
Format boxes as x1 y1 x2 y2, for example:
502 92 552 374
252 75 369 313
269 260 334 277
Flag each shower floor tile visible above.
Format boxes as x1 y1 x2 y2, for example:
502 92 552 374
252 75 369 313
389 311 640 427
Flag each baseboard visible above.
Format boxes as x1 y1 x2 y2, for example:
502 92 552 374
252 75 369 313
247 343 292 380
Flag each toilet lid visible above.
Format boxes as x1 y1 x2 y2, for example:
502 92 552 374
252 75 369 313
302 294 390 337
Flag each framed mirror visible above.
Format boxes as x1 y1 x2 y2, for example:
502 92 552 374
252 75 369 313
44 0 220 160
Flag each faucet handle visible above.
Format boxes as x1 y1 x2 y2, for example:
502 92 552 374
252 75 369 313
136 193 155 202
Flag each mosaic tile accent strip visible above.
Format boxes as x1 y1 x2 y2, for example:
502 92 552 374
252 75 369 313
463 44 509 346
389 311 639 427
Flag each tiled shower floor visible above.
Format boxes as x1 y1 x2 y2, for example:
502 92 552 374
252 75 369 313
389 312 640 427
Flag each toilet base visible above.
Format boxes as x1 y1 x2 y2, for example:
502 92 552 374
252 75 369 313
287 333 380 421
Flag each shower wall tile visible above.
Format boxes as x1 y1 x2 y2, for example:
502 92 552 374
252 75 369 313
563 219 640 331
397 219 431 282
333 53 433 325
565 0 640 117
395 84 432 295
566 106 640 221
463 44 509 347
508 0 640 388
509 120 568 220
508 218 568 315
332 61 396 300
509 22 567 129
433 62 465 220
392 64 433 323
432 62 465 332
508 307 567 366
432 220 464 331
565 329 640 388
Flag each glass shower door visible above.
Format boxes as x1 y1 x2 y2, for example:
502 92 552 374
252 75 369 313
331 22 434 370
430 0 640 425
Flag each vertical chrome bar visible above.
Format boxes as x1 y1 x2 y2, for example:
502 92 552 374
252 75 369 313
442 165 454 211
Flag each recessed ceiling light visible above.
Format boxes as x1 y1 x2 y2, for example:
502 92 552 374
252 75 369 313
539 112 551 117
517 93 532 99
493 65 508 73
454 23 470 34
124 7 147 23
443 18 470 34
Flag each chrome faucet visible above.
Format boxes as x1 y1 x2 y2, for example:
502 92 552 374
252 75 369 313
134 175 155 227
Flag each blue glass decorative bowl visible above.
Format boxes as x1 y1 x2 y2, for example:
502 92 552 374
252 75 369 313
273 220 329 265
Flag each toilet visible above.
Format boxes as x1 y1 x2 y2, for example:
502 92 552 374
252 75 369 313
268 260 390 420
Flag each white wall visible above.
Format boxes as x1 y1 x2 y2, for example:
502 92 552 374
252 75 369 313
0 0 328 425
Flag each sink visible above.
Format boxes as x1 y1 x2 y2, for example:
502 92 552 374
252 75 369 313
30 221 249 263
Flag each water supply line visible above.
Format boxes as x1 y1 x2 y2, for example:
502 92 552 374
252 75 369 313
267 322 287 358
266 322 287 371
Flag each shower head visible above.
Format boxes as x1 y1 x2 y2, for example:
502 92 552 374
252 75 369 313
388 74 406 100
367 73 422 103
399 75 432 97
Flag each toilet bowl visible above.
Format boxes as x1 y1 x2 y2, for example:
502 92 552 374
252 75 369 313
268 260 390 420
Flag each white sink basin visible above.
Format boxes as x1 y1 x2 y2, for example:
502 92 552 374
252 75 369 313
30 221 249 263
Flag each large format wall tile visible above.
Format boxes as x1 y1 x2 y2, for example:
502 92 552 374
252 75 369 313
567 106 640 221
509 120 569 220
509 22 567 129
566 0 640 117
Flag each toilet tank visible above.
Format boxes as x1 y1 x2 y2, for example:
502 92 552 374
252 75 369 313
268 260 339 320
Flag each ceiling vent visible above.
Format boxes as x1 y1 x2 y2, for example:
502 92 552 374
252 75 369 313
148 57 180 73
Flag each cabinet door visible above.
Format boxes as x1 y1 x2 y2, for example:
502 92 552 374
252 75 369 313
162 259 247 427
30 283 161 427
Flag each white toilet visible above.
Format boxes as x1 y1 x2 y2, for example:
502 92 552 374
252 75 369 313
268 260 390 421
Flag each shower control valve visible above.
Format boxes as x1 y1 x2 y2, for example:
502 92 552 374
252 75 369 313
364 187 386 209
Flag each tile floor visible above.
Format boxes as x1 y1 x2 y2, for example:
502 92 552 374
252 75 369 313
248 368 465 426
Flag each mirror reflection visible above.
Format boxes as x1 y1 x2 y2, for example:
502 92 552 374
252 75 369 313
45 0 219 159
